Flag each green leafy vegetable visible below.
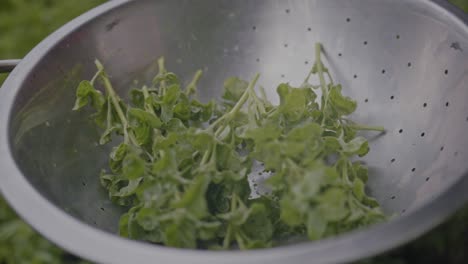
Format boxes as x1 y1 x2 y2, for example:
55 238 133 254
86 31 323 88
73 43 386 249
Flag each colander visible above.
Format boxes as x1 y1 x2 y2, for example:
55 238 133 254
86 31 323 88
1 0 468 263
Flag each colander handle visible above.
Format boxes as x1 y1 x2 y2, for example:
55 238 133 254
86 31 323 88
0 59 21 73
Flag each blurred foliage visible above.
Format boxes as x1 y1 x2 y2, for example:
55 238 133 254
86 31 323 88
450 0 468 13
0 198 65 264
0 0 467 264
0 0 106 84
0 1 105 263
0 0 104 57
0 198 92 263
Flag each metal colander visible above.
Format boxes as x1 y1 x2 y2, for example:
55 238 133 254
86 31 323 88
1 0 468 263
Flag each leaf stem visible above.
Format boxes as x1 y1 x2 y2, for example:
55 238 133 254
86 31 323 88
158 57 167 96
223 225 232 249
248 83 266 117
201 148 211 165
90 69 101 85
100 80 129 143
259 86 269 103
142 85 157 115
228 74 260 120
302 68 314 87
348 124 386 132
95 60 138 146
235 232 247 250
326 71 334 85
222 192 238 249
209 74 260 133
106 99 112 131
186 70 203 96
315 43 329 112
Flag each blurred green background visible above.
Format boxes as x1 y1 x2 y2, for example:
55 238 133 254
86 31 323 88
0 2 105 263
0 0 467 263
451 0 468 12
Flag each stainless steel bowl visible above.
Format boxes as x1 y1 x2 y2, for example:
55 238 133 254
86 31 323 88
1 1 468 263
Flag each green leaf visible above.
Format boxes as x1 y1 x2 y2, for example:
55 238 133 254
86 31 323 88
153 72 180 87
99 125 120 145
206 183 231 214
128 107 161 146
130 89 145 108
327 85 357 117
152 150 177 175
190 131 215 153
128 108 162 128
286 122 323 142
73 80 105 111
163 84 181 105
219 170 245 182
323 136 341 154
190 100 215 122
119 212 131 238
362 196 381 208
122 153 146 180
120 207 139 237
109 143 129 173
136 207 162 232
215 143 249 173
174 102 191 121
241 203 273 244
164 118 187 132
277 84 308 122
132 124 151 146
244 124 282 142
353 178 366 201
160 105 173 123
222 77 248 105
341 137 369 157
196 220 221 241
318 188 349 221
164 221 197 249
173 175 210 218
251 141 282 170
281 141 307 157
276 83 290 103
218 200 250 226
152 132 178 153
112 178 143 197
279 197 303 226
306 209 327 240
352 162 369 183
136 181 173 208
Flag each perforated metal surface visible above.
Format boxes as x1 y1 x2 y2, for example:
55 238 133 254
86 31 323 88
0 1 468 264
